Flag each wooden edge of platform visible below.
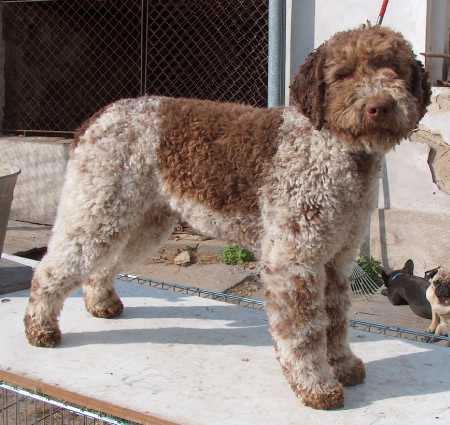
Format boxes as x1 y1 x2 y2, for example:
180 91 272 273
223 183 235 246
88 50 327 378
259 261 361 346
0 369 177 425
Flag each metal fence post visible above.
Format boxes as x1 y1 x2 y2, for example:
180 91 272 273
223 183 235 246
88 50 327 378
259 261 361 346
268 0 286 107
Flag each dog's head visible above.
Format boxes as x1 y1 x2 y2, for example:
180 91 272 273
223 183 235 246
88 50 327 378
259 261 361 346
290 25 431 153
430 269 450 305
381 259 414 292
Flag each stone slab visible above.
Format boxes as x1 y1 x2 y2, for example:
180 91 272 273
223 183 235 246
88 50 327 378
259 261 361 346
1 275 450 424
3 220 51 256
124 262 253 293
0 257 32 295
380 140 450 214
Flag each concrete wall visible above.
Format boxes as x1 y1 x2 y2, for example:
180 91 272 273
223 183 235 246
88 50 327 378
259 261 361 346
1 137 70 225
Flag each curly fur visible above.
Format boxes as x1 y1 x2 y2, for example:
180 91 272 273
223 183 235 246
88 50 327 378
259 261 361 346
24 26 430 410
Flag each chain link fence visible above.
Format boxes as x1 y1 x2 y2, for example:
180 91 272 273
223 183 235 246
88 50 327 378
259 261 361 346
2 0 269 134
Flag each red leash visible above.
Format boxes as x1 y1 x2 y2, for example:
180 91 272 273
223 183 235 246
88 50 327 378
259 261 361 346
376 0 390 25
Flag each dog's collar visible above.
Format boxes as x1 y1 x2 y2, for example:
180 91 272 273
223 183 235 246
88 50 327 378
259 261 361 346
389 272 403 281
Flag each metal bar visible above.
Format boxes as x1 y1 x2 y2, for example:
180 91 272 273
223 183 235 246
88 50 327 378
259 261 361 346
1 1 57 3
0 383 128 425
268 0 286 106
117 273 450 344
350 319 450 342
2 129 74 138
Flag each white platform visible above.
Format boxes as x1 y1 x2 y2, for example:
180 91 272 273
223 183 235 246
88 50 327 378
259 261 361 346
1 279 450 425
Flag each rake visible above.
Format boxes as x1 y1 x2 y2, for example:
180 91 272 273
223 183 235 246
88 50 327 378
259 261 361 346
349 263 382 299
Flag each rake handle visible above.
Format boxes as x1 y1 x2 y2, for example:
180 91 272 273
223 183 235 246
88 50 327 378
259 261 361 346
377 0 390 25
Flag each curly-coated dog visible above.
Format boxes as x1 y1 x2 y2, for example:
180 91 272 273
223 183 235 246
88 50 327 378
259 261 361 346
24 25 430 410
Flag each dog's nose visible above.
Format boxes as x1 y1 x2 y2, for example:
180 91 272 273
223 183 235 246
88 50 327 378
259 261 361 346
366 95 395 120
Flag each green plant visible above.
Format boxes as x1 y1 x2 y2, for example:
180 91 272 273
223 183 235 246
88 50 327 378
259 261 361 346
221 245 254 265
357 255 383 284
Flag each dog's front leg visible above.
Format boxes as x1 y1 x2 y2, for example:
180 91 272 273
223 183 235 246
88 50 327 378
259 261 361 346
325 262 365 386
427 310 440 334
263 258 344 410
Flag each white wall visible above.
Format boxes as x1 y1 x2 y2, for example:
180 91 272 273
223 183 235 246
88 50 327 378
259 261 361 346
314 0 428 55
289 0 430 80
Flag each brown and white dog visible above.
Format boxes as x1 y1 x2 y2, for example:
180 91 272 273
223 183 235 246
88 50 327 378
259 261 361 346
426 269 450 341
24 25 430 410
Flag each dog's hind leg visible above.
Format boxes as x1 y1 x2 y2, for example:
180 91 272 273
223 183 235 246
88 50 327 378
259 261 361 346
82 206 178 319
118 206 178 268
325 261 365 387
262 239 344 410
24 153 158 346
83 266 124 319
24 215 130 348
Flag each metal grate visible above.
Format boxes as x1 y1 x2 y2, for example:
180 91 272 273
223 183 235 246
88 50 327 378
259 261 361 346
117 273 450 345
144 0 268 105
0 384 128 425
2 0 143 134
2 0 269 134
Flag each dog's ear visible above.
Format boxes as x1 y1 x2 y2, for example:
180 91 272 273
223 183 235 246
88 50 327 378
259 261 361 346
425 267 440 281
290 44 327 129
410 59 431 121
403 259 414 276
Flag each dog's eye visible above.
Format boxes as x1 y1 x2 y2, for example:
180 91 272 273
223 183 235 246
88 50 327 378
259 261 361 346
369 58 400 75
334 67 354 80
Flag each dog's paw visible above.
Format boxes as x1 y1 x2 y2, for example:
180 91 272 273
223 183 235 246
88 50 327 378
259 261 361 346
85 297 124 319
335 356 366 387
24 315 61 347
297 382 344 410
426 326 436 335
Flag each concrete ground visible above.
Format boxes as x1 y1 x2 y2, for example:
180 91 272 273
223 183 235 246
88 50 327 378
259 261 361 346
0 219 434 334
2 220 260 294
2 279 450 425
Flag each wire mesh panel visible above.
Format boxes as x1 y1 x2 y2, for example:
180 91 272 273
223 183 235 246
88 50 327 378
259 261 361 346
2 0 143 133
2 0 269 134
145 0 268 106
0 384 126 425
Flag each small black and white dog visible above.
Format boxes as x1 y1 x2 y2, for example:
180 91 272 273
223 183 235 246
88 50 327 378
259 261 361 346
381 259 438 320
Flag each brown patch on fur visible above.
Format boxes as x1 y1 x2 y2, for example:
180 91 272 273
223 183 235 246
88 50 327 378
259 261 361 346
30 278 40 292
84 281 124 318
24 315 61 347
290 44 327 129
325 282 348 355
350 152 375 175
334 357 366 387
265 275 320 340
411 59 432 119
297 384 344 410
86 298 124 319
157 98 284 214
72 103 115 150
274 344 344 409
324 263 366 386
